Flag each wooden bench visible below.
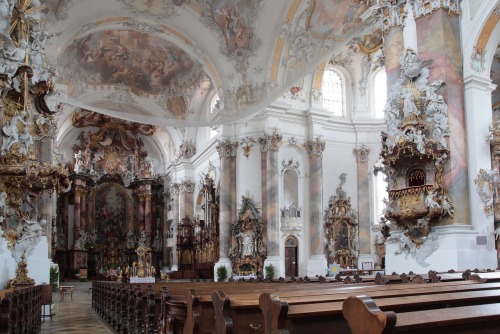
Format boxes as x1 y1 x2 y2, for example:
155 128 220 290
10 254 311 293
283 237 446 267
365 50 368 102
343 295 500 334
0 285 42 334
249 281 500 333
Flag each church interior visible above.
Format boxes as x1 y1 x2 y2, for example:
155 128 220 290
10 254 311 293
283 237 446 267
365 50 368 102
0 0 499 303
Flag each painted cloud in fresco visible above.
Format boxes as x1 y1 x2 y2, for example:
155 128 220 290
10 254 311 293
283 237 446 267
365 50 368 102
306 0 369 38
59 29 205 97
209 0 259 55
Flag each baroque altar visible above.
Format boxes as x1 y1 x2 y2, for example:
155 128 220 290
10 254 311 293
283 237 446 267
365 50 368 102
228 196 265 276
324 174 359 268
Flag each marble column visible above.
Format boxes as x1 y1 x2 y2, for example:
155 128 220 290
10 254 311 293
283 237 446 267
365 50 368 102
144 190 153 248
413 5 469 225
162 192 169 263
137 191 145 233
73 187 83 248
171 184 180 267
304 138 325 256
179 180 194 218
304 137 327 275
80 192 87 231
258 130 282 258
353 145 371 255
376 1 407 91
215 139 238 277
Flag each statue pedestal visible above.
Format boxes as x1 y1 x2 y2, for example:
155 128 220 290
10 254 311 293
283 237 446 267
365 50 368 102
386 226 497 273
25 236 50 285
130 276 155 283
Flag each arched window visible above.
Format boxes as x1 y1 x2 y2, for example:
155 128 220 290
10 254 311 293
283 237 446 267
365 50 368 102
322 69 344 116
373 171 388 223
210 94 220 114
373 69 387 118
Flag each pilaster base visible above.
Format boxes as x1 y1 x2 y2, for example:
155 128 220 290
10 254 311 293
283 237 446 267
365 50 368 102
307 255 328 277
357 254 377 271
264 256 283 279
386 225 498 274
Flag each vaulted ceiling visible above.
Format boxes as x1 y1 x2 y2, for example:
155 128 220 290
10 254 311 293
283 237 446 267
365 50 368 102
41 0 376 127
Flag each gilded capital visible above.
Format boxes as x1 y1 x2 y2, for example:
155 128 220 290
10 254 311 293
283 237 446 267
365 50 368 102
216 139 239 158
180 181 195 193
353 145 370 163
258 129 282 152
74 187 87 198
372 1 407 34
411 0 461 19
304 137 325 158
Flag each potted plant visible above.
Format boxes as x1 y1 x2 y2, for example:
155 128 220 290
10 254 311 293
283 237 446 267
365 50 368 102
265 264 275 280
216 265 228 282
49 263 59 292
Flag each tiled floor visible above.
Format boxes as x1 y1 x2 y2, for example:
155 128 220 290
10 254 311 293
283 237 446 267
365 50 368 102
41 281 114 334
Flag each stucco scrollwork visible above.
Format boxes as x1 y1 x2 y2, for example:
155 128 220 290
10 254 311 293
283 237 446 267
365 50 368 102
474 169 498 217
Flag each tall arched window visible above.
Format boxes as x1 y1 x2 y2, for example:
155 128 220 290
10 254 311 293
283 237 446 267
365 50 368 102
373 69 387 118
373 171 388 223
322 69 344 116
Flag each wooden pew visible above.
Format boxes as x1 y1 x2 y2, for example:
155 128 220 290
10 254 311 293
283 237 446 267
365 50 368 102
343 295 500 334
0 285 42 334
254 281 500 334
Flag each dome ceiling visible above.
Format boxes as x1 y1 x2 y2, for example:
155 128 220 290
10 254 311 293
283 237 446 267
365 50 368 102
41 0 376 126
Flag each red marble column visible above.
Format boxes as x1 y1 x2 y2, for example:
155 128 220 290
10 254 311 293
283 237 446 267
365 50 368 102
73 188 83 248
144 191 152 248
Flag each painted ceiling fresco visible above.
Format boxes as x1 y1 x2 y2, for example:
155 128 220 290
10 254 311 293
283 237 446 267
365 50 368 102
39 0 376 126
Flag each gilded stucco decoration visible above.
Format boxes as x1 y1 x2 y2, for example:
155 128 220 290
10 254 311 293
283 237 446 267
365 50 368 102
377 48 454 264
324 173 359 268
488 116 500 219
281 158 300 175
240 137 255 159
474 169 497 217
0 0 71 269
176 140 196 161
410 0 461 19
71 110 157 185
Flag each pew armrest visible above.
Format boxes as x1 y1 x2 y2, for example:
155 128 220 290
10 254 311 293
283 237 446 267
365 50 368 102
212 290 233 334
259 293 289 334
342 295 396 334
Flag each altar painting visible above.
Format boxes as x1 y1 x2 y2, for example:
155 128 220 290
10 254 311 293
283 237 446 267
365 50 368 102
94 183 129 245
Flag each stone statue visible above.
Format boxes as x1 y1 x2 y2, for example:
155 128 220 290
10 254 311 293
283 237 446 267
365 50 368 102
402 87 419 117
74 229 89 250
74 150 84 173
237 229 254 258
0 0 13 35
126 229 136 249
0 191 7 208
425 191 440 209
137 230 147 248
18 126 33 156
1 111 28 154
494 227 500 240
152 229 162 251
13 218 46 262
